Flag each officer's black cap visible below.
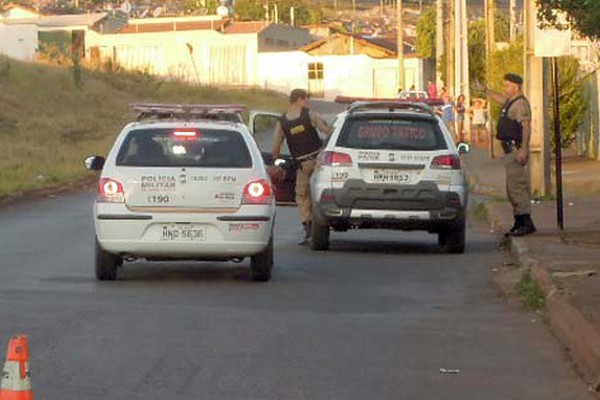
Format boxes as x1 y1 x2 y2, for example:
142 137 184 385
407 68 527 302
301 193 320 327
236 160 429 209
290 88 309 103
503 73 523 85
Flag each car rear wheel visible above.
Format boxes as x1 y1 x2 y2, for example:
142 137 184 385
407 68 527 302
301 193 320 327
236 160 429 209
439 221 465 254
251 235 273 282
311 221 330 251
95 239 120 280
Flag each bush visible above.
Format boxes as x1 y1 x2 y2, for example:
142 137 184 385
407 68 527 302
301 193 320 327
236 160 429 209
0 55 11 80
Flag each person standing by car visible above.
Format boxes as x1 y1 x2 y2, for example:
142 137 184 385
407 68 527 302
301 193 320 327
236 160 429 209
455 94 466 142
272 88 333 245
475 73 536 236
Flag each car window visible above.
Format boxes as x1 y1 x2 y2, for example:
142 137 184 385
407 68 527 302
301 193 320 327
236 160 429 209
337 115 446 151
116 128 252 168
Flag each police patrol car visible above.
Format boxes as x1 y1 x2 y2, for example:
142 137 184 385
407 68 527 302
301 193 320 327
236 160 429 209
310 102 469 253
84 103 276 281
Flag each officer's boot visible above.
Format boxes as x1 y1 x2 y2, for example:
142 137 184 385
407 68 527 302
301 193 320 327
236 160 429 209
505 215 522 237
508 214 536 237
297 221 312 245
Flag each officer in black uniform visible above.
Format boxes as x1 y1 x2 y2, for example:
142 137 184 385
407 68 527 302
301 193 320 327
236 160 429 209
476 73 536 236
273 89 333 245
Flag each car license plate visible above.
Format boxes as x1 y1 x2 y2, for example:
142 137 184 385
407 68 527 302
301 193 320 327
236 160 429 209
372 170 411 183
160 224 207 241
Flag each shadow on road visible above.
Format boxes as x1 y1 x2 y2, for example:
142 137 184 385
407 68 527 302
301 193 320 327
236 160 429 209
113 261 254 283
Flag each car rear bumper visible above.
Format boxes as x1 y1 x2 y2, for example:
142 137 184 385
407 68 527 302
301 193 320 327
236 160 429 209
312 186 466 231
98 238 270 258
94 204 274 257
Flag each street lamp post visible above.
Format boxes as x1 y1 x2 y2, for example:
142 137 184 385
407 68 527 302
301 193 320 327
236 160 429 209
397 0 404 92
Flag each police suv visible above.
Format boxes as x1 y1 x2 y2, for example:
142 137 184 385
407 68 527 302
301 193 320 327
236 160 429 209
84 104 276 281
310 102 469 253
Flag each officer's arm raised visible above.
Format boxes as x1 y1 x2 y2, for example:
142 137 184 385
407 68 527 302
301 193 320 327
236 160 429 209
483 86 507 105
309 111 333 136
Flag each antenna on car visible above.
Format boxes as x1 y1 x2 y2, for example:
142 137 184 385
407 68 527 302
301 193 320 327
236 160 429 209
130 103 248 121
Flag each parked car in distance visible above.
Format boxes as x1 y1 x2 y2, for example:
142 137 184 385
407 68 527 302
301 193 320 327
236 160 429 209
84 103 276 281
310 101 470 253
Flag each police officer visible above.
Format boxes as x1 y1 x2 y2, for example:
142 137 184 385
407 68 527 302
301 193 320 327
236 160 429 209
476 73 536 236
273 88 333 245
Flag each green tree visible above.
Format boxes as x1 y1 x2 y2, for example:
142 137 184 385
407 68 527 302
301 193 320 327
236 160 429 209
234 0 264 21
415 6 435 59
537 0 600 40
549 56 587 149
494 12 510 42
307 7 324 24
468 19 486 85
276 2 314 26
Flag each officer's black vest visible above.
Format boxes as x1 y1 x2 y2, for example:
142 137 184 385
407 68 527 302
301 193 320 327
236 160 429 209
279 107 322 158
497 95 526 144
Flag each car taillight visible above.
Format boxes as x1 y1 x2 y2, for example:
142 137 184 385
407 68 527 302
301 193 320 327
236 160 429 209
431 154 461 170
242 179 273 204
98 178 125 203
321 151 353 167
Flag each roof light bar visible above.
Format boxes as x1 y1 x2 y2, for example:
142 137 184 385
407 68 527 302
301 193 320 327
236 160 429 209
130 103 248 119
346 101 435 116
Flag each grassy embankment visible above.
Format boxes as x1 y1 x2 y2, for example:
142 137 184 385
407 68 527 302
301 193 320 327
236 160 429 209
0 56 286 199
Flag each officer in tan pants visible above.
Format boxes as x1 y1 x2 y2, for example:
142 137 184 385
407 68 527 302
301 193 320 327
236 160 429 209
273 89 333 245
475 73 536 236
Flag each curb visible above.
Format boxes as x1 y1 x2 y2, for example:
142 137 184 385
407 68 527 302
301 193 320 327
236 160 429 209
484 201 600 392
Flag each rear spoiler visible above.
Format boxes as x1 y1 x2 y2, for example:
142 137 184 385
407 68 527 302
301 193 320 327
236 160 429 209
335 95 444 107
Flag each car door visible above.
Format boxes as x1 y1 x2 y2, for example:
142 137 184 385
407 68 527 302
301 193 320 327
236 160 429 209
249 111 297 204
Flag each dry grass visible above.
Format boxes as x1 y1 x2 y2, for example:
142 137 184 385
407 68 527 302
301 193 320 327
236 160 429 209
0 57 287 198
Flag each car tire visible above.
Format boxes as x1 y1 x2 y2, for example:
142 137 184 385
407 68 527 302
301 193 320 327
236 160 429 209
440 221 466 254
311 221 330 251
95 239 119 281
251 235 273 282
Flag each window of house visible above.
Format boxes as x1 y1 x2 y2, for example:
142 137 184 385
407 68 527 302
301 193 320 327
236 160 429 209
308 62 324 80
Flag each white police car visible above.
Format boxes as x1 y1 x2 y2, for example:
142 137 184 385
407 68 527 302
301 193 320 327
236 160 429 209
310 102 469 253
84 104 276 281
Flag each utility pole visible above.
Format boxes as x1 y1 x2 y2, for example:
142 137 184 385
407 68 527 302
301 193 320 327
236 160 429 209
485 0 497 157
524 0 548 196
435 0 443 88
454 0 470 138
446 0 454 94
397 0 405 91
509 0 517 41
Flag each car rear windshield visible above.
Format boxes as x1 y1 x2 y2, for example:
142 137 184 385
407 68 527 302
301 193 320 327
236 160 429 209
116 128 252 168
337 116 446 151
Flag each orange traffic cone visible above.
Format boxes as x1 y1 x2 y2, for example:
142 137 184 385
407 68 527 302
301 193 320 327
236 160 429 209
0 336 33 400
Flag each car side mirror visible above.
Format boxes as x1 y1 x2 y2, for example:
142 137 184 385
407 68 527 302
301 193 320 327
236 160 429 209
84 155 105 171
456 142 470 155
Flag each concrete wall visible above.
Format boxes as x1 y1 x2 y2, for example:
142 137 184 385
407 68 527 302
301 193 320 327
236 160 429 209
86 29 258 85
0 23 38 60
257 52 422 100
1 8 39 19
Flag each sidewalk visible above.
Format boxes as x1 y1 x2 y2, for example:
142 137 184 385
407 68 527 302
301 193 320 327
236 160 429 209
463 146 600 392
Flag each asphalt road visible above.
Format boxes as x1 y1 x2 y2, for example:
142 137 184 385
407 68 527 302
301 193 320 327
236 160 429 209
0 191 594 400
